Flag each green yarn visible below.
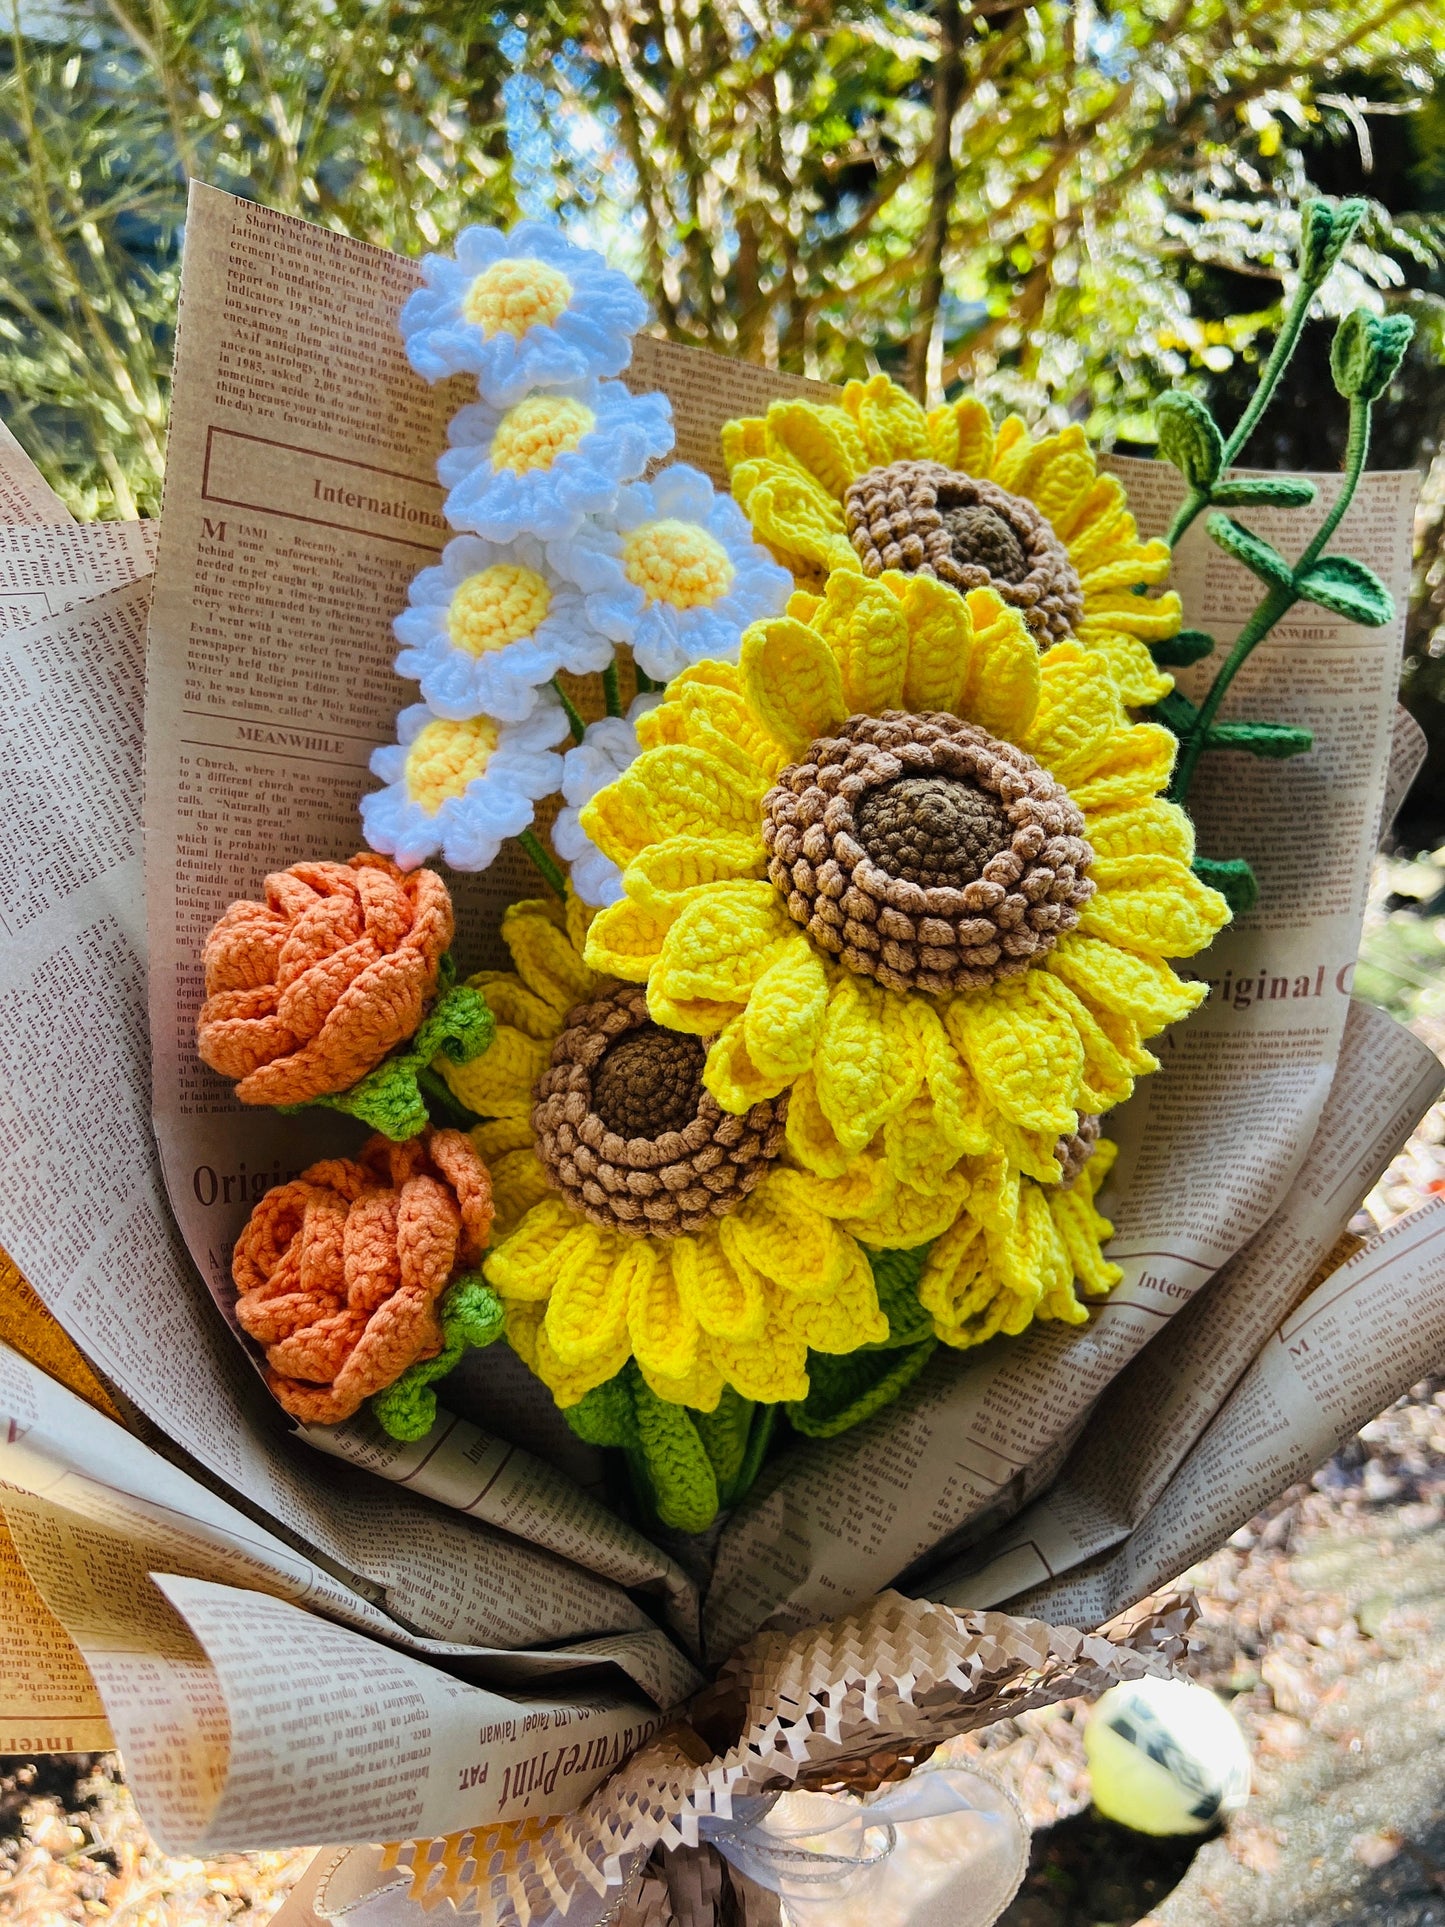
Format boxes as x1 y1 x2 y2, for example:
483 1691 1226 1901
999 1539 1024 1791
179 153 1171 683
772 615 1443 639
1190 856 1259 917
629 1372 719 1533
563 1370 639 1448
281 959 495 1141
369 1273 505 1440
866 1243 935 1348
690 1386 752 1494
787 1338 937 1438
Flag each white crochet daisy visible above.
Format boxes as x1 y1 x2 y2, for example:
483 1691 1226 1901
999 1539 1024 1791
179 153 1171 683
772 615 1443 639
549 463 793 682
399 222 649 405
393 533 612 724
438 379 673 544
361 697 569 873
552 694 664 907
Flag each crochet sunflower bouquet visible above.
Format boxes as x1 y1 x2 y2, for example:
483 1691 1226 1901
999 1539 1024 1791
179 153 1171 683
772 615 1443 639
203 200 1407 1535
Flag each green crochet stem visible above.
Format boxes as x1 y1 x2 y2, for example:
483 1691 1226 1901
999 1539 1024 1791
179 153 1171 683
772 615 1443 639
369 1274 506 1440
551 676 587 744
601 658 624 718
279 964 494 1141
1147 198 1412 916
518 828 568 899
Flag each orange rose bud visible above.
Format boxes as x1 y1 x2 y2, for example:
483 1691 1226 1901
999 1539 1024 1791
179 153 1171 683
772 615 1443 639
233 1128 494 1425
197 854 452 1106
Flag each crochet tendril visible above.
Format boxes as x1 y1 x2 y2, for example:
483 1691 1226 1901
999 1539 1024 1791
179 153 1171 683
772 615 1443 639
1149 197 1415 915
369 1273 507 1440
282 959 494 1140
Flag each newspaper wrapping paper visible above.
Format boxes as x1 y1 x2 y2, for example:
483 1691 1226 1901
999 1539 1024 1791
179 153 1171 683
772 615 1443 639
0 185 1444 1898
377 1589 1194 1923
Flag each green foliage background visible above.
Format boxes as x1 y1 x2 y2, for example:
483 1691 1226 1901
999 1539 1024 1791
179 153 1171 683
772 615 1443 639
4 0 1445 826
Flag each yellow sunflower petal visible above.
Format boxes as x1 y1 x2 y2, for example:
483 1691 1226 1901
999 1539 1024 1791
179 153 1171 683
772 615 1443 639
813 571 909 715
790 1238 888 1351
1066 724 1177 812
1023 642 1129 788
464 969 559 1041
927 394 995 475
740 615 847 758
815 973 930 1154
1046 931 1208 1033
545 1227 631 1365
1078 538 1173 594
502 900 596 1013
1052 1142 1121 1297
784 1070 853 1179
989 415 1035 490
945 971 1084 1135
718 1168 850 1298
891 570 972 714
919 1007 993 1158
842 373 932 464
884 1090 966 1192
955 588 1040 740
742 934 829 1081
1080 855 1231 959
584 896 675 982
506 1304 628 1408
670 1229 766 1343
792 1145 894 1221
651 881 797 1031
838 1165 970 1248
706 1010 787 1111
487 1146 554 1242
636 681 779 784
636 1348 724 1414
1083 630 1175 708
729 459 854 581
580 745 769 869
486 1198 596 1302
709 1287 810 1403
765 399 869 500
1084 797 1195 865
720 416 767 469
1019 430 1097 534
469 1115 533 1160
1077 589 1184 644
1040 975 1137 1113
618 832 765 920
918 1213 1010 1344
1065 480 1134 570
443 1022 552 1116
626 1240 699 1384
1016 1184 1086 1325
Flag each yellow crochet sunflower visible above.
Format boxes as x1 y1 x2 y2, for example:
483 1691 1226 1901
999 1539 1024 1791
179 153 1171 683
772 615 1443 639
722 372 1177 708
579 569 1230 1244
444 892 889 1411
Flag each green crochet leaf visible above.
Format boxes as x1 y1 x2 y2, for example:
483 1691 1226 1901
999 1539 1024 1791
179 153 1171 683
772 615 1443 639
1149 628 1215 668
289 974 495 1141
1208 476 1318 509
1299 197 1366 284
1206 514 1293 592
370 1274 505 1441
1295 555 1394 629
786 1339 937 1439
562 1371 639 1449
1203 720 1314 759
1330 308 1414 404
867 1244 935 1348
691 1386 752 1495
1192 855 1258 917
629 1370 719 1534
1151 689 1199 740
1155 390 1224 489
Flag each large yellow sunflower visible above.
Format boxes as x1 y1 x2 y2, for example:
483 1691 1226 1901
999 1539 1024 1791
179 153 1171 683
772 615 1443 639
441 893 889 1411
579 570 1229 1232
722 373 1177 708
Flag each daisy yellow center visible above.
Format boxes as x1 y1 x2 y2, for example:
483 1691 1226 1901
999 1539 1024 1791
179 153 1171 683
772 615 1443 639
491 395 595 476
463 258 572 338
403 715 500 815
446 564 552 657
620 519 734 610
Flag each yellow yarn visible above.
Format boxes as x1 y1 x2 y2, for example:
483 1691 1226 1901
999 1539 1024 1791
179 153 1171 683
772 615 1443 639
580 571 1229 1199
723 373 1180 706
490 394 596 475
463 257 572 337
440 893 889 1409
403 714 499 813
621 518 735 609
446 564 552 655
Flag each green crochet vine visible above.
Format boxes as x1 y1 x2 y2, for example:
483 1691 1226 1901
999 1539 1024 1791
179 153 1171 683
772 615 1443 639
1147 198 1414 916
369 1273 506 1441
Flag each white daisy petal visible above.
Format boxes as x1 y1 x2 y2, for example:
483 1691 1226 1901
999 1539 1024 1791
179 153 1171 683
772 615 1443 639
547 464 792 681
438 380 674 543
391 531 612 723
360 692 568 874
399 221 650 404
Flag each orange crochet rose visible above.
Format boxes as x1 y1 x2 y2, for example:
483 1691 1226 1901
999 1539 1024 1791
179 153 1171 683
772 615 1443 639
233 1129 494 1425
197 854 453 1107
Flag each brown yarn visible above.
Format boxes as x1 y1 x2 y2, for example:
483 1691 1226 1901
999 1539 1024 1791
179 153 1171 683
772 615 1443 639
531 985 787 1238
762 710 1095 996
843 460 1084 642
1054 1112 1102 1188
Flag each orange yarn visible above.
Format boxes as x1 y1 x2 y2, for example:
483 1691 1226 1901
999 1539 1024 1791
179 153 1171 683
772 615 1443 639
198 854 453 1106
233 1129 495 1425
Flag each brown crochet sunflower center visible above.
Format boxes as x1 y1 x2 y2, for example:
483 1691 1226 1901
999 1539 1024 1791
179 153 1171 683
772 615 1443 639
842 460 1084 643
532 984 786 1239
762 711 1095 996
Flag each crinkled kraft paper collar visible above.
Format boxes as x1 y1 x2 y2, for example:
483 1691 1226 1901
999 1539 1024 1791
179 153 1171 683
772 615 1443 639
382 1588 1194 1921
